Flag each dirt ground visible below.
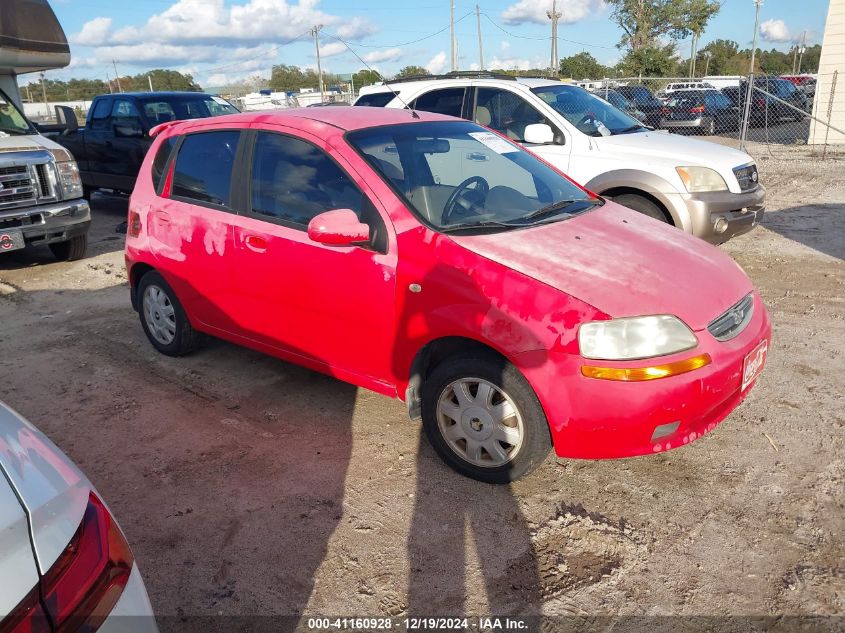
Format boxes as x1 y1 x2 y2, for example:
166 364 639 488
0 146 843 632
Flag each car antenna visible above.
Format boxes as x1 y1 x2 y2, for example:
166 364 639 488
322 32 420 118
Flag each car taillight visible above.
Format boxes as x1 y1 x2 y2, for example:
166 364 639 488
661 107 670 115
128 211 142 238
43 492 134 632
755 98 765 108
0 588 49 633
689 105 705 113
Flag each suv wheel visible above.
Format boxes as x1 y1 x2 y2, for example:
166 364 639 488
49 234 87 261
421 353 551 483
137 271 202 356
610 193 669 223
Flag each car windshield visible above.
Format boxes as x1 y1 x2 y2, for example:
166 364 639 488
530 84 643 136
0 89 34 135
347 120 601 233
140 95 239 125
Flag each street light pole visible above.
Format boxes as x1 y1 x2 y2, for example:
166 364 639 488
476 4 484 71
547 0 562 76
797 30 807 74
740 0 763 151
450 0 457 72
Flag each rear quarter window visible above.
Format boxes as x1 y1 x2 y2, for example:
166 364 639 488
151 136 177 194
171 131 240 207
354 92 395 107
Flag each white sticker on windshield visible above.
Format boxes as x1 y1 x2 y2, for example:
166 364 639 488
468 131 519 154
212 96 230 105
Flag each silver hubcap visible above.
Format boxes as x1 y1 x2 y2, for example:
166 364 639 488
142 284 176 346
436 378 524 468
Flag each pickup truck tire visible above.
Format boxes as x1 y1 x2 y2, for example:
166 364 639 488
83 186 95 201
49 234 87 261
421 353 551 483
137 271 202 357
610 193 669 223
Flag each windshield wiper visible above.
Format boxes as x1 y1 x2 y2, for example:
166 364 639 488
439 220 519 234
515 198 601 224
613 125 645 135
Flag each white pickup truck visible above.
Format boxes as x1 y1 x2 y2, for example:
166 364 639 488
0 0 90 261
355 73 764 244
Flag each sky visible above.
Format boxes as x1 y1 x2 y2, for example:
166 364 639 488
48 0 831 87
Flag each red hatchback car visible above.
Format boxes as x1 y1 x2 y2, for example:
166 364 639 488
125 107 770 482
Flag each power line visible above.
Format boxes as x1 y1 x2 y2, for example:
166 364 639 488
329 11 474 49
481 13 617 50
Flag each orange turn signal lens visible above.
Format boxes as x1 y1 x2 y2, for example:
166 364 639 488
581 353 712 381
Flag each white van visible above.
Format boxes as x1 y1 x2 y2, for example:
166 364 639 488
355 74 763 244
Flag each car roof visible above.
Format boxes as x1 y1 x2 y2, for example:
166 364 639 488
364 75 565 92
168 106 457 134
110 91 222 99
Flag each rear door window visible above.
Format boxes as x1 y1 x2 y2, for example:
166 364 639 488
151 136 177 194
171 131 240 207
412 88 465 117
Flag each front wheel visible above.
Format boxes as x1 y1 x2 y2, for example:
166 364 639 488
421 353 552 483
49 234 87 261
610 193 669 223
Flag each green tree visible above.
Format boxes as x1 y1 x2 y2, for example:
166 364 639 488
352 69 383 87
559 52 610 79
133 69 201 91
607 0 721 50
394 66 430 78
620 43 680 76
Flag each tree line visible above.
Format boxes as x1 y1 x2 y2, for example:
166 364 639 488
21 69 201 102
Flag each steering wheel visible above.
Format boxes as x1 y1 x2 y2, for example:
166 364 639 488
442 176 490 225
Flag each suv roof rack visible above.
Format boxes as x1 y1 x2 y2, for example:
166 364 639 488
384 71 518 85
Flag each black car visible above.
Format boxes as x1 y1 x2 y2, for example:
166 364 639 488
589 89 647 124
723 78 807 127
615 85 663 128
659 90 739 135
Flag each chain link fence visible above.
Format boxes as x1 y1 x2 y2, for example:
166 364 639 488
586 73 843 161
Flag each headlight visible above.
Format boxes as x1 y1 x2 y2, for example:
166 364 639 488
578 315 698 361
56 161 83 199
675 166 728 193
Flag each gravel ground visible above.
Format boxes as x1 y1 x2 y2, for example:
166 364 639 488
0 148 842 632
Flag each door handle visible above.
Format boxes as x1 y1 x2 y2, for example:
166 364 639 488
244 234 268 253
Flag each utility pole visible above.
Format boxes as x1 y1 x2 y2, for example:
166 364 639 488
740 0 763 151
148 74 154 92
797 30 807 74
476 4 484 71
311 25 324 101
450 0 457 72
112 59 122 92
702 51 712 77
547 0 562 76
40 72 49 120
25 84 32 102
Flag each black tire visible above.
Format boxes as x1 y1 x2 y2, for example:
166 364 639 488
49 234 87 261
83 185 95 201
705 118 716 136
610 193 670 223
421 352 552 483
136 271 202 356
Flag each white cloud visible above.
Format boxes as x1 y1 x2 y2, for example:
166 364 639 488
73 0 377 49
72 17 113 46
502 0 606 25
426 51 448 74
318 42 347 58
501 40 511 51
363 48 403 63
759 19 792 43
487 55 547 71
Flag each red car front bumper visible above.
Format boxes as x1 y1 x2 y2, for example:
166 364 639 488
517 293 772 460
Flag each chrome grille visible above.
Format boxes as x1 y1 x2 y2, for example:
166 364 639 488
0 164 37 210
733 163 759 191
708 293 754 341
34 164 51 197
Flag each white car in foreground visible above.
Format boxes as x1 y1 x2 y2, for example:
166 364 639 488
356 73 764 244
0 401 157 633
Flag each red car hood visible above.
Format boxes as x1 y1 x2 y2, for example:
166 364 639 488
451 201 753 331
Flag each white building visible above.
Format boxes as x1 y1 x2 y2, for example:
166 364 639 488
810 0 845 145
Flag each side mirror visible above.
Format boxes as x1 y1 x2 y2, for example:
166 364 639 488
523 123 555 145
307 209 370 247
113 123 144 138
55 106 78 134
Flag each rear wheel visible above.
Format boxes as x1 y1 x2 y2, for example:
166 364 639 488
705 118 716 136
49 234 87 261
421 353 551 483
83 185 95 201
610 193 669 223
137 271 202 356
